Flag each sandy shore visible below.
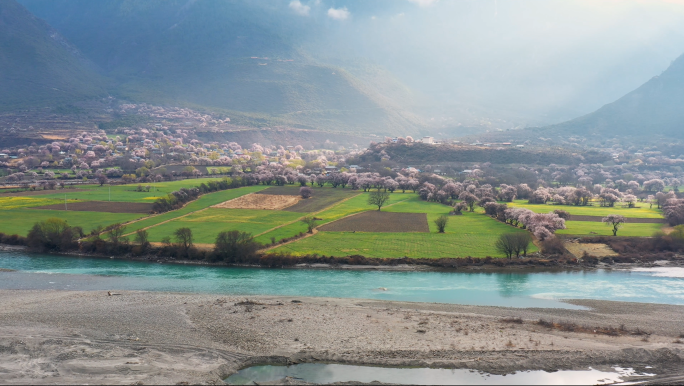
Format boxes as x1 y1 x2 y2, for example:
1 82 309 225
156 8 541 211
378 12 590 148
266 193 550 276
1 290 683 384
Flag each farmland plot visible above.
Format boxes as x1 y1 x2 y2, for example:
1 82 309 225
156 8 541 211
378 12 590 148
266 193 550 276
0 209 141 236
319 211 429 232
213 193 300 210
257 186 359 212
274 210 535 258
32 201 153 213
145 208 302 244
507 200 663 219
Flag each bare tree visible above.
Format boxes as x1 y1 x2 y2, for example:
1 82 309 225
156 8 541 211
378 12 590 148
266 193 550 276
107 223 127 245
602 214 626 236
174 227 193 252
368 190 390 211
495 233 532 259
434 215 449 233
134 229 150 250
301 216 318 233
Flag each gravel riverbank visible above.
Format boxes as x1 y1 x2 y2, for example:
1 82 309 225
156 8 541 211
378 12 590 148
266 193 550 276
1 290 683 384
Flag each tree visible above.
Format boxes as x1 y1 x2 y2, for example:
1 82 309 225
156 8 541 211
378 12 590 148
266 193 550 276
368 190 390 211
97 175 108 186
299 186 313 199
458 191 478 212
27 218 77 252
174 227 193 252
134 229 150 250
553 209 571 220
622 194 637 208
495 233 532 259
301 216 318 233
214 231 260 263
663 199 684 226
182 166 198 177
452 201 468 215
602 214 626 236
107 223 127 245
434 215 449 233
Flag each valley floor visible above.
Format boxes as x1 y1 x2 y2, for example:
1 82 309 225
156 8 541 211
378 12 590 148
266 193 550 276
0 290 683 384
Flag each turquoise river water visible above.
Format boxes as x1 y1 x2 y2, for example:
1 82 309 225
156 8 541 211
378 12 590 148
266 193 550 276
1 251 683 308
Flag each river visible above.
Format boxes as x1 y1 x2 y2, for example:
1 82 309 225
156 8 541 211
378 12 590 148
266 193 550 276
1 250 683 309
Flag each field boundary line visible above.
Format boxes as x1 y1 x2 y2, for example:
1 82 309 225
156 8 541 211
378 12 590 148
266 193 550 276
252 192 364 239
261 229 320 252
117 186 269 238
121 208 210 237
259 195 412 253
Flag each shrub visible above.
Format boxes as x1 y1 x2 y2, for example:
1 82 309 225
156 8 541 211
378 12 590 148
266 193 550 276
541 237 566 255
26 218 78 252
553 209 571 220
299 186 313 199
434 215 449 233
301 216 318 233
213 230 261 263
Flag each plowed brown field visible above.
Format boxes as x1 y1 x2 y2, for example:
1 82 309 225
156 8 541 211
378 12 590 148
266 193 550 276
212 193 301 210
319 211 429 232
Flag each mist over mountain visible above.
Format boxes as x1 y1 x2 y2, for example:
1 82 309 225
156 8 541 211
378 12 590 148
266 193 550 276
16 0 425 135
0 0 106 109
7 0 684 137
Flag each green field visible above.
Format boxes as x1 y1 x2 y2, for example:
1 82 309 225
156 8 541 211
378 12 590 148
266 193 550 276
145 208 302 244
121 185 269 235
4 183 664 258
0 196 76 210
0 184 267 237
0 209 142 236
507 200 663 218
557 221 664 237
30 178 235 203
271 210 534 258
270 194 536 258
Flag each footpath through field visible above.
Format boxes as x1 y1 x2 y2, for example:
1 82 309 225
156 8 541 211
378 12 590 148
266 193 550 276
119 185 269 238
260 194 412 252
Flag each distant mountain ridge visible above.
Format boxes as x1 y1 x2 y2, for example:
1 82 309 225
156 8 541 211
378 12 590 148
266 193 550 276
0 0 106 109
11 0 425 135
544 53 684 138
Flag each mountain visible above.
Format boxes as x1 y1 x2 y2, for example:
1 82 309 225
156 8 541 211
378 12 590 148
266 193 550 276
15 0 425 135
0 0 106 110
543 53 684 138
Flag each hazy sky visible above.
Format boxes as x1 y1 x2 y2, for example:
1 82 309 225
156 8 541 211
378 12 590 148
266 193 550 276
288 0 684 125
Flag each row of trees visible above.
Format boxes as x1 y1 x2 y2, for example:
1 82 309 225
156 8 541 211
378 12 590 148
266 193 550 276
26 218 263 263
